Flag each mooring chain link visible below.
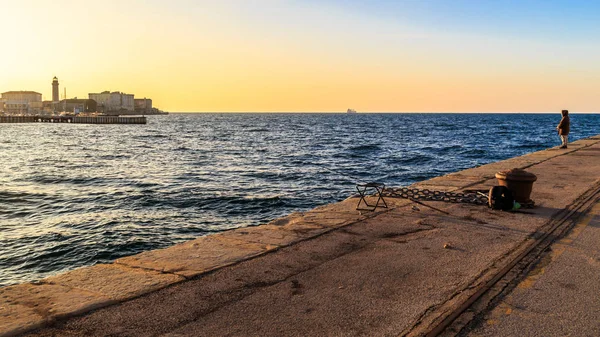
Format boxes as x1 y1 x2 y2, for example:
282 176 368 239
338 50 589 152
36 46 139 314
382 187 535 209
383 187 489 206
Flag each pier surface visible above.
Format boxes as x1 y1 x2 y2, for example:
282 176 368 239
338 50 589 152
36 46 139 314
2 136 600 336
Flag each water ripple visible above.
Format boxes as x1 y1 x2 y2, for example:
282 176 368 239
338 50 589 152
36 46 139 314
1 113 599 286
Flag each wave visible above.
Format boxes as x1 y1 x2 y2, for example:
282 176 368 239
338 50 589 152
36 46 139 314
348 144 382 152
516 143 546 150
0 190 44 202
134 134 169 139
99 154 131 160
400 153 436 165
3 113 600 286
27 176 111 186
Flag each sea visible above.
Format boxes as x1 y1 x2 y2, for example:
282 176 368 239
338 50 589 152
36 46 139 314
1 113 598 286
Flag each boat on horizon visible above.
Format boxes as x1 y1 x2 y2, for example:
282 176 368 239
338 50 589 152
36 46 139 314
346 108 357 114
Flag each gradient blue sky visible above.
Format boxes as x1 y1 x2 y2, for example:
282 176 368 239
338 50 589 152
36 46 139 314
2 0 599 112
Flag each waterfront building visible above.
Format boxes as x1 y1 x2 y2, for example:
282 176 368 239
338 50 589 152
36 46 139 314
3 102 30 114
29 101 44 114
0 101 4 113
1 91 42 103
52 77 59 103
1 91 42 114
134 98 152 113
89 91 134 113
57 98 97 114
42 101 54 115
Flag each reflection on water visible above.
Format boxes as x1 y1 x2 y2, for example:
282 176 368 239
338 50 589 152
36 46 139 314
1 113 599 286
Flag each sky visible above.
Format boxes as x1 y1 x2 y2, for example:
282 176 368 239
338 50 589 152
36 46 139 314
1 0 599 112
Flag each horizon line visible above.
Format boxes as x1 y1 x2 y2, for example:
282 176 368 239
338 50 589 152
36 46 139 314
167 111 599 114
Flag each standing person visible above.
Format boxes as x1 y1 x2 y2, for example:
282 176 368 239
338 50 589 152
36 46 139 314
556 109 570 149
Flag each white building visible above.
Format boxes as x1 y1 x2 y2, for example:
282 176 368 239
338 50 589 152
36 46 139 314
134 98 152 112
1 91 42 114
89 91 135 112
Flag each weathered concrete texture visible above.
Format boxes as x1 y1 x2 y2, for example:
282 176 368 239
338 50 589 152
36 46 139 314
219 197 395 248
218 224 325 248
7 137 600 337
0 283 111 337
42 264 185 302
413 174 488 191
116 235 275 278
431 140 595 186
526 154 600 210
0 303 43 337
21 202 553 337
466 199 600 337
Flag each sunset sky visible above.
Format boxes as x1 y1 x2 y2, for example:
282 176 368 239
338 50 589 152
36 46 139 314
1 0 599 112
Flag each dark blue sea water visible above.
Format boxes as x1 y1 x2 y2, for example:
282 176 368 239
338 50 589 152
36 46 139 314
1 113 598 286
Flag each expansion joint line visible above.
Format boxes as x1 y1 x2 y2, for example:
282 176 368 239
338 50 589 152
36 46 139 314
415 180 600 337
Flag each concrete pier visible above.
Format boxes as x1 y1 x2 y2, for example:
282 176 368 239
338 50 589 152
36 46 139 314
2 136 600 336
0 116 147 125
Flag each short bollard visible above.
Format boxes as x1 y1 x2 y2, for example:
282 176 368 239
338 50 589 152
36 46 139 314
495 168 537 204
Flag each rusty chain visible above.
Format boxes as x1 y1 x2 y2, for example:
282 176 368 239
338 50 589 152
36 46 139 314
383 187 489 206
381 187 535 209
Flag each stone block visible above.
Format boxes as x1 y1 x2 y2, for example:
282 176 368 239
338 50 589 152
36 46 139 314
116 235 273 278
43 264 185 302
0 303 43 337
267 211 343 232
217 224 319 247
0 283 111 336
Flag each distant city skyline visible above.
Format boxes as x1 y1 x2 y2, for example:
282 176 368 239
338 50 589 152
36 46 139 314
1 0 599 112
1 76 159 115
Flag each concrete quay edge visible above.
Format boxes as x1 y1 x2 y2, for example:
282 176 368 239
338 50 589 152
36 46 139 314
2 135 600 337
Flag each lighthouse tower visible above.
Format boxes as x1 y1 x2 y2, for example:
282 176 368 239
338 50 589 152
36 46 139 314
52 77 59 103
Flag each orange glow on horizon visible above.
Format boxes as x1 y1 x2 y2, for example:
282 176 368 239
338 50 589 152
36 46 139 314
1 1 599 113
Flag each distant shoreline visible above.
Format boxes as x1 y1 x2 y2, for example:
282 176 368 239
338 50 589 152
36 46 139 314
164 111 599 114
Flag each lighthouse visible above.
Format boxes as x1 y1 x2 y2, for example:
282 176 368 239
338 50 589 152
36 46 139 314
52 77 59 103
